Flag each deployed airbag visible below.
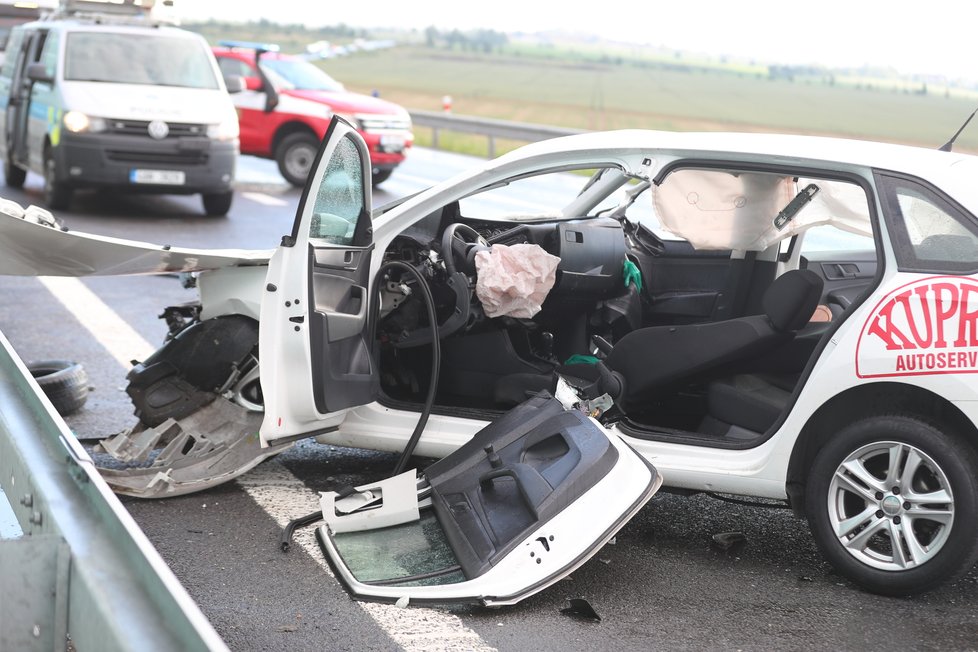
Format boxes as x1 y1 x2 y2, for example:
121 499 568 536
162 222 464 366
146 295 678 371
474 243 559 318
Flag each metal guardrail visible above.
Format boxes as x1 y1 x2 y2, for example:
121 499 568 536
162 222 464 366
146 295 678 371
409 109 582 158
0 329 228 652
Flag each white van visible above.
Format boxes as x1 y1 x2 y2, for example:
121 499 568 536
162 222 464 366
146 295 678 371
0 1 242 216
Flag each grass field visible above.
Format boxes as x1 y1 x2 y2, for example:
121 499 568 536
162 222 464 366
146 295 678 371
318 46 978 154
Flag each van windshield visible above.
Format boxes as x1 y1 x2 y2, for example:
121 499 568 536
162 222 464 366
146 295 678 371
64 32 218 89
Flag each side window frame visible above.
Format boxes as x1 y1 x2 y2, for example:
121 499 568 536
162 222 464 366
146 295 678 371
875 170 978 275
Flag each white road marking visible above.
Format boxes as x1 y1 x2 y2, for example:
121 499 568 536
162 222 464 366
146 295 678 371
238 463 496 652
40 275 495 652
242 191 290 207
39 276 156 366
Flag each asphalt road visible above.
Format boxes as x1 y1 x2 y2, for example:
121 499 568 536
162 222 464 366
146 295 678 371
2 151 977 651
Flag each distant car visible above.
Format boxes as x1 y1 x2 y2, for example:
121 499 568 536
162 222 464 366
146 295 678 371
4 119 978 603
212 41 412 187
0 2 241 216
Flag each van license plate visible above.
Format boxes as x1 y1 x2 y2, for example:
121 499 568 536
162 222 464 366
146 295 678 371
130 169 186 185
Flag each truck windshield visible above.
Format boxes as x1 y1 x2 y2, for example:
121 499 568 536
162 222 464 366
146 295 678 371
64 32 219 89
260 57 344 92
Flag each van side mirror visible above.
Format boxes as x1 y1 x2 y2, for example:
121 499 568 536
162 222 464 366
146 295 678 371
243 76 262 92
26 62 53 84
223 74 246 94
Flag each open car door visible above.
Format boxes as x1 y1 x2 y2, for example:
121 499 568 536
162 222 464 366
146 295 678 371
260 116 377 443
315 392 662 606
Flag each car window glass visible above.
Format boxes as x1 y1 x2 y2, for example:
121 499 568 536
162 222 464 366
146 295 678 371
1 29 24 77
64 32 218 89
217 56 252 79
458 168 604 220
309 134 365 245
878 173 978 273
38 29 58 78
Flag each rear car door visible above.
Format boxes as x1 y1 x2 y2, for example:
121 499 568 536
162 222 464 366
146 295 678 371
259 116 377 443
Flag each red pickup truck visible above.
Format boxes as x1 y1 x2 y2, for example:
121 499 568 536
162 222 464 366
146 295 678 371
213 41 413 186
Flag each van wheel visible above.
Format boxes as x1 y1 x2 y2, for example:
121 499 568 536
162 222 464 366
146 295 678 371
202 191 233 217
275 132 319 187
43 151 72 210
4 161 26 188
805 415 978 595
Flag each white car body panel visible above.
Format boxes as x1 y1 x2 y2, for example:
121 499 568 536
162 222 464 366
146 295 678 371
1 129 977 501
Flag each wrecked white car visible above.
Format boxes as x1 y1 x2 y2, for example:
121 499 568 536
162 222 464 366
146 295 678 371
4 117 978 601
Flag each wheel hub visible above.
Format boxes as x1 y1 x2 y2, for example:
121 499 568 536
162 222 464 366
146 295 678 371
880 494 903 516
827 440 954 571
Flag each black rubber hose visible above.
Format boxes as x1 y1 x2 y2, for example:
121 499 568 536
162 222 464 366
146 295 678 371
280 260 442 553
373 260 441 477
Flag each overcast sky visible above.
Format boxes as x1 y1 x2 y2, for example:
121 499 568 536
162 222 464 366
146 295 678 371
178 1 975 80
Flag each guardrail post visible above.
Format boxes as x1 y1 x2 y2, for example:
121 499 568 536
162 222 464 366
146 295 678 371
432 126 439 150
488 135 496 159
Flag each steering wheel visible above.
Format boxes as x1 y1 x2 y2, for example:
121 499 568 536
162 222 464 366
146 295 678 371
441 223 489 276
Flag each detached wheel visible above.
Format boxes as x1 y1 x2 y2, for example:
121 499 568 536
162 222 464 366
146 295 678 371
275 131 319 187
202 191 233 217
4 160 26 188
28 360 89 416
806 415 978 595
43 149 72 210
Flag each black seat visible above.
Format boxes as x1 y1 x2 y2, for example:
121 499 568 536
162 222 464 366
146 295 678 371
606 269 823 410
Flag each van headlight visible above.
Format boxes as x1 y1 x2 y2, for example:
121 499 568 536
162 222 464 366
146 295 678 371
207 119 239 141
63 111 106 133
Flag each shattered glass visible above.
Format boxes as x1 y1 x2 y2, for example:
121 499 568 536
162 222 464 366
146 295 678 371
331 509 465 586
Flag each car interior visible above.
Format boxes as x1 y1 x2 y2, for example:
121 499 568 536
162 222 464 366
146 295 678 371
373 165 879 447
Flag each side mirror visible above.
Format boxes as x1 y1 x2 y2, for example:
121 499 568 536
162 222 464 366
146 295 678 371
223 74 246 94
26 62 53 84
243 76 262 92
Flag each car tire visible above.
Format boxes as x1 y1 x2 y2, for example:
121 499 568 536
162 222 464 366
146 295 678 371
371 169 393 186
275 131 319 187
806 415 978 596
202 191 233 217
43 149 72 210
4 160 26 189
28 359 89 416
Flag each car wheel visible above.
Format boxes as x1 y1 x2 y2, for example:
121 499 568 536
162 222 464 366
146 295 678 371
806 415 978 595
43 150 72 210
4 160 26 188
28 359 89 416
202 191 233 217
275 131 319 187
371 169 393 186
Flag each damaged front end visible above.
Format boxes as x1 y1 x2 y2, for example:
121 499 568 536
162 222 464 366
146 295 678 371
96 310 283 498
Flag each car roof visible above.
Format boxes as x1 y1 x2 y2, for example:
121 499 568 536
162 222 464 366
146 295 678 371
496 129 978 195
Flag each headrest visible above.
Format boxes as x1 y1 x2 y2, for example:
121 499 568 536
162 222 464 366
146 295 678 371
763 269 824 332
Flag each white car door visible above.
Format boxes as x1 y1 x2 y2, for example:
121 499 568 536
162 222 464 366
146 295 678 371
259 116 377 444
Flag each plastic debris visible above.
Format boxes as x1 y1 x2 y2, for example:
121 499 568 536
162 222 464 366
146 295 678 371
560 598 601 622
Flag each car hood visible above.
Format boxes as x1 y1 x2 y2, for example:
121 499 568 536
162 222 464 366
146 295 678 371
0 202 270 276
61 81 236 124
282 89 407 117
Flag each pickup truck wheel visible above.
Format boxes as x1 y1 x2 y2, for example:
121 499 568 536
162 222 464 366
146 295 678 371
28 359 89 416
806 415 978 595
275 132 319 187
202 191 233 217
371 169 393 186
43 151 72 210
4 160 26 188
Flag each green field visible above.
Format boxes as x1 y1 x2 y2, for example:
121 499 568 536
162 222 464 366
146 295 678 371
318 47 978 154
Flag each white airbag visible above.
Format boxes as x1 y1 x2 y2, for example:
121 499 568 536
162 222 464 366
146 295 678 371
474 243 559 318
